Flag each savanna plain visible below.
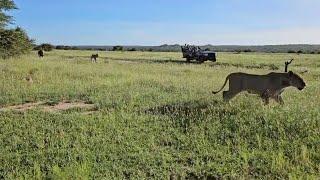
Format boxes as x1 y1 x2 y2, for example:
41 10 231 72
0 50 319 179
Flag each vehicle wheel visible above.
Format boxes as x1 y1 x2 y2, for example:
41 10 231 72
198 58 205 63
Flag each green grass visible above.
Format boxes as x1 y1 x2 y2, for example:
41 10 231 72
0 50 319 179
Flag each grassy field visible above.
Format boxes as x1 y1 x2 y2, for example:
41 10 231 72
0 50 319 179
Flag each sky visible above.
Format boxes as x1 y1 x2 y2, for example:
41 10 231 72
10 0 320 45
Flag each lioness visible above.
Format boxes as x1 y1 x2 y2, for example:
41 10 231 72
212 71 306 104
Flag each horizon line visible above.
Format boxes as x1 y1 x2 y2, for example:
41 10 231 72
49 43 320 47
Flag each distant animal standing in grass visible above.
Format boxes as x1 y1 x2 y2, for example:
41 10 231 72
38 50 44 58
212 71 306 105
285 59 293 72
91 54 99 63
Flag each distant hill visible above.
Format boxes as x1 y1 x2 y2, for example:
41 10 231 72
71 44 320 53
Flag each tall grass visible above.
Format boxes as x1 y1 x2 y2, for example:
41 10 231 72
0 50 319 179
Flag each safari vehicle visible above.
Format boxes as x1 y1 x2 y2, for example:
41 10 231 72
181 44 216 63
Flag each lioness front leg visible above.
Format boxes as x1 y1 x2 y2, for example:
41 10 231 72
274 95 284 105
262 97 270 105
260 90 271 105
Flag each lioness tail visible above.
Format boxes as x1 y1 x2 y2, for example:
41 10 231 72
212 75 230 94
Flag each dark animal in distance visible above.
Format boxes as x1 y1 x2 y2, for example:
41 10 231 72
212 71 306 105
38 50 44 58
91 54 99 63
285 59 293 72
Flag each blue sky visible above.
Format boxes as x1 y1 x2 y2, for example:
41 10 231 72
11 0 320 45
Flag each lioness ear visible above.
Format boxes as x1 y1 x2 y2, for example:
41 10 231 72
288 71 293 77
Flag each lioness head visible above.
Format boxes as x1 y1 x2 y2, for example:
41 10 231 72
288 71 306 90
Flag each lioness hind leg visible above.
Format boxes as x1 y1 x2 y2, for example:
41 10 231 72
274 95 284 105
223 91 238 102
262 97 270 105
261 90 271 105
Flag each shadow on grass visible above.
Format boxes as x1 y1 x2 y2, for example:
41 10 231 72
210 62 279 70
107 57 204 64
145 100 239 132
145 100 218 116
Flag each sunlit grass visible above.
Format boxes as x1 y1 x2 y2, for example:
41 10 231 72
0 50 319 179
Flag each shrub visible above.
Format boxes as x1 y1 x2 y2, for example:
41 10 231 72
128 48 136 51
34 43 55 51
112 46 123 51
56 45 72 50
234 49 242 54
288 50 296 53
0 27 33 59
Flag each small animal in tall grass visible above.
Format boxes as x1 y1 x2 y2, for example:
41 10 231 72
25 69 38 84
38 50 44 58
91 54 99 63
212 71 306 105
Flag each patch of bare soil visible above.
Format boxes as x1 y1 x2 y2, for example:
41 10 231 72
0 101 97 114
0 102 43 112
42 101 95 112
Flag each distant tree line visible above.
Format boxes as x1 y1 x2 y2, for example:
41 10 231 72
67 44 320 54
33 44 82 51
287 50 320 54
31 43 320 54
55 45 79 50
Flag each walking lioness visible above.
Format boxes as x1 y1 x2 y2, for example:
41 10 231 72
212 71 306 104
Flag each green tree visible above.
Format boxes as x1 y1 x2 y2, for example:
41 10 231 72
0 27 33 58
0 0 33 59
0 0 17 28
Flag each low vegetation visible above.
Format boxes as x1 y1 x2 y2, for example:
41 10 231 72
0 50 319 179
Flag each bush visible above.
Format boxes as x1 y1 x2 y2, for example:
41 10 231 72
34 43 55 51
0 27 33 59
112 46 123 51
288 50 296 53
243 49 252 52
297 50 303 54
234 49 242 54
128 48 136 51
56 45 71 50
